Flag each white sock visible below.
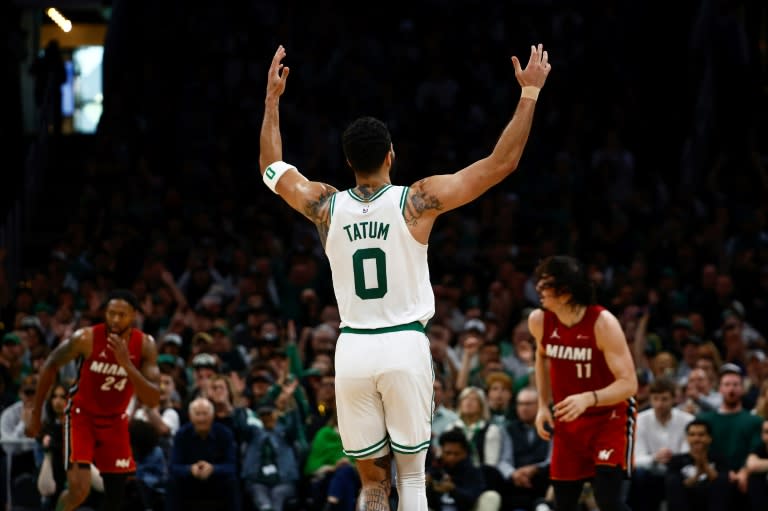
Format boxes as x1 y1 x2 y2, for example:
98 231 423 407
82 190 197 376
394 450 428 511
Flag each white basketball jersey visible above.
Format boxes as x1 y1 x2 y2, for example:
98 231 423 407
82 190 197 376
325 185 435 329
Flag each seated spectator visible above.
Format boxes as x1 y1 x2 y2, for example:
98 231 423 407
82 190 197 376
745 417 768 511
1 374 38 497
696 347 723 390
131 371 181 459
431 375 459 450
166 397 240 511
128 418 167 510
680 368 720 414
631 377 694 511
210 324 248 373
305 370 337 443
427 428 501 511
448 386 513 493
503 387 550 511
186 351 220 405
0 332 28 395
698 363 763 506
36 382 104 510
157 333 186 370
247 366 279 411
303 412 359 511
207 373 258 451
665 419 730 511
501 318 536 380
242 405 300 511
485 372 514 428
650 351 678 382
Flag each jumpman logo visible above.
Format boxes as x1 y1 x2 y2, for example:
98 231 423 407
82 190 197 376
98 350 108 359
550 328 560 339
609 410 618 420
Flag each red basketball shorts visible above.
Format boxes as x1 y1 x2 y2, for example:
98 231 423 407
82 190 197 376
66 405 135 473
550 400 636 481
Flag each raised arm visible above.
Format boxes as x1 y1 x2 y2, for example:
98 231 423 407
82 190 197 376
26 328 91 438
404 44 551 228
259 45 338 246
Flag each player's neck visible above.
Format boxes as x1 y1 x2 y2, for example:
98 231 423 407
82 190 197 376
554 304 587 328
353 171 391 196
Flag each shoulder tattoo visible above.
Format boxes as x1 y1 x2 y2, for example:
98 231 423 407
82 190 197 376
404 179 443 225
303 184 336 247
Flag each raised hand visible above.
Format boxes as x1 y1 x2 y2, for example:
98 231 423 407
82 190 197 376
511 43 551 89
107 333 133 368
266 45 290 99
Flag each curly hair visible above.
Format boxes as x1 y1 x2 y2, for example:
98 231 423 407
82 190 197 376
534 255 596 307
341 116 392 175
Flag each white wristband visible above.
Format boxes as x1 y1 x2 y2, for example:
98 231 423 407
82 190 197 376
521 86 540 101
263 160 296 194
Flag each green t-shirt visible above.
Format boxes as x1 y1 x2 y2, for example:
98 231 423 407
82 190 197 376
697 409 763 471
304 425 350 475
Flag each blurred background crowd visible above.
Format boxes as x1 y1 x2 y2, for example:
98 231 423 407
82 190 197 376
1 0 768 510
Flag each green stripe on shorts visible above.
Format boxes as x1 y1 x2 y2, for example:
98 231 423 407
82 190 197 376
390 438 431 454
340 320 425 335
343 435 390 458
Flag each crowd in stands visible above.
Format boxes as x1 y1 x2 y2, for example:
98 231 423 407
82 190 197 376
2 0 768 510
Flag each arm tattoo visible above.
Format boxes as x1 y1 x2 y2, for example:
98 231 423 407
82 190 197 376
404 180 443 226
303 184 336 248
47 332 84 368
357 455 392 511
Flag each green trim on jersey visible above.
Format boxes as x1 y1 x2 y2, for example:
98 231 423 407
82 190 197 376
390 438 431 454
343 435 390 458
399 186 409 215
340 320 426 335
329 192 337 219
347 184 393 203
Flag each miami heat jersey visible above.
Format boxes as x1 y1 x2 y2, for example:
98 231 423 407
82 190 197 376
541 305 621 415
70 324 144 416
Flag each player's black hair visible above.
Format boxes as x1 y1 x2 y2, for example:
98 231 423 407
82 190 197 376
534 255 596 307
105 289 142 312
342 116 392 175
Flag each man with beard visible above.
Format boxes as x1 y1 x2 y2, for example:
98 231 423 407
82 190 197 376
26 289 160 511
697 363 762 506
259 43 551 511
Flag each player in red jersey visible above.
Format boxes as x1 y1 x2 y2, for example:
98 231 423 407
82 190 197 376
26 289 160 511
528 255 638 511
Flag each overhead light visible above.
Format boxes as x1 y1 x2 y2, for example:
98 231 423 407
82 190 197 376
46 7 72 33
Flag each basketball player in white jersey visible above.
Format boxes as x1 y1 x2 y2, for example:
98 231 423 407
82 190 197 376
259 44 551 511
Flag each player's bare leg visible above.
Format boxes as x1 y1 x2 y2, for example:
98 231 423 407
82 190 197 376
55 463 92 511
356 455 391 511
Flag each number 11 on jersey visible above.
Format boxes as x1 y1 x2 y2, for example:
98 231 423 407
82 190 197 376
575 362 591 379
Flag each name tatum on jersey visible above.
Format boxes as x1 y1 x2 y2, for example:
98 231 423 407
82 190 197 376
342 221 390 242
